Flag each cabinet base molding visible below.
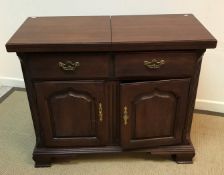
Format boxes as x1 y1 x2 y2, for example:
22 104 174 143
172 153 195 164
33 144 195 167
33 154 52 168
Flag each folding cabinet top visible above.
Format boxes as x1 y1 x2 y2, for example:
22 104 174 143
6 14 217 52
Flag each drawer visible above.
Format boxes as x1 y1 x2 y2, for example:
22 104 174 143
27 53 111 79
115 52 198 78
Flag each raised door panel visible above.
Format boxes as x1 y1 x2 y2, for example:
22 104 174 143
35 81 108 147
120 79 190 149
133 91 176 139
49 90 95 138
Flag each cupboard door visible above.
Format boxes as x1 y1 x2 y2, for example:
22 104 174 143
35 81 108 147
120 79 190 149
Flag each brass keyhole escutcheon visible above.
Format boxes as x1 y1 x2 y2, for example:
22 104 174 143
99 103 103 122
123 106 129 126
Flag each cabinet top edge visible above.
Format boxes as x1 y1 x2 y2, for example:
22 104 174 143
6 14 217 52
6 16 112 52
111 14 217 49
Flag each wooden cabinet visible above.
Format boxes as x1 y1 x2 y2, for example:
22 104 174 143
6 15 217 167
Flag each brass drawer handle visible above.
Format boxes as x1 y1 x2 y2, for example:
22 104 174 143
144 59 165 69
58 61 80 71
99 103 103 122
123 106 129 126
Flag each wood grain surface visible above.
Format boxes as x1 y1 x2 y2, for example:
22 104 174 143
6 14 217 52
6 16 111 52
111 14 217 50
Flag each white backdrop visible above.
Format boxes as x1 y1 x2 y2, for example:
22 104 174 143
0 0 223 112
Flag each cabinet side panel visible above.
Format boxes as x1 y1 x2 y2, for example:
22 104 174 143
183 50 205 144
18 53 43 146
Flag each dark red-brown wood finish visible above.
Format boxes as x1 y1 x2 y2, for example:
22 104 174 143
111 14 216 51
6 15 217 167
6 16 111 52
120 79 190 149
35 81 109 147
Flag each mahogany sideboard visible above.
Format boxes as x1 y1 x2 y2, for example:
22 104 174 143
6 14 217 167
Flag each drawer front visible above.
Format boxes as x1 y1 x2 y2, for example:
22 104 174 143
27 53 111 79
115 52 198 78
